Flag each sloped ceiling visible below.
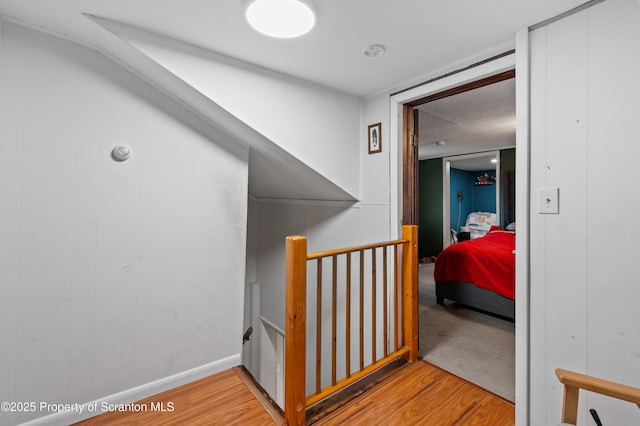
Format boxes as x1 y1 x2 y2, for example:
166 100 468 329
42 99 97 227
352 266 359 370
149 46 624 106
88 16 358 201
0 0 587 199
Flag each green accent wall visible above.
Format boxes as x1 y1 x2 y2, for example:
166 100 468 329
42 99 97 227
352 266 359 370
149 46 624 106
418 159 443 258
501 148 516 172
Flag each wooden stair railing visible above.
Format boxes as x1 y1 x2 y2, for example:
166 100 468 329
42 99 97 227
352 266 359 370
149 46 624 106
284 225 418 426
556 368 640 425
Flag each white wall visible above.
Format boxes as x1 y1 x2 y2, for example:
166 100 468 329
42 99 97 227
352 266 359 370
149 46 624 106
529 0 640 424
256 88 391 331
256 203 393 329
94 10 389 403
252 90 393 397
0 21 249 425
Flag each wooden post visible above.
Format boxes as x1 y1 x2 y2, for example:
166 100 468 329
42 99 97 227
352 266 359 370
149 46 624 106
285 236 307 426
560 384 579 425
402 225 419 361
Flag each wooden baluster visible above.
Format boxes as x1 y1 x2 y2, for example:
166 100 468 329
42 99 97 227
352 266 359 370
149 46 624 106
371 248 377 363
285 236 307 426
345 253 351 379
331 255 337 386
402 225 419 361
316 258 322 394
393 244 399 352
359 250 364 371
383 246 388 357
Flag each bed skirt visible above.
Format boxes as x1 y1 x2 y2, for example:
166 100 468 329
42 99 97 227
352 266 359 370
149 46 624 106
435 281 515 321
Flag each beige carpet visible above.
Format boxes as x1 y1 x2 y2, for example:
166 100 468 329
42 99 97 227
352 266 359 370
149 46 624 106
418 262 515 402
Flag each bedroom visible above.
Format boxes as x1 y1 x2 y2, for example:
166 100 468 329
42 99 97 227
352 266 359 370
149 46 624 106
415 74 516 401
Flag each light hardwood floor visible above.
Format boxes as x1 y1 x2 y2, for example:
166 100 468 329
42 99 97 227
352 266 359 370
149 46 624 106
74 361 514 425
73 367 280 426
315 360 514 425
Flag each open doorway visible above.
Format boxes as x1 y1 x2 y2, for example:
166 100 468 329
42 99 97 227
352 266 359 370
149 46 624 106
405 70 516 401
443 151 502 247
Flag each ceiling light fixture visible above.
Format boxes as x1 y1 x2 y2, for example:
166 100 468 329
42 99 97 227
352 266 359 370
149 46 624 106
246 0 316 39
436 140 446 146
362 44 386 58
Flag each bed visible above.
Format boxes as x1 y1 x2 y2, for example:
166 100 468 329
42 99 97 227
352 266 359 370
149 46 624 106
434 225 515 321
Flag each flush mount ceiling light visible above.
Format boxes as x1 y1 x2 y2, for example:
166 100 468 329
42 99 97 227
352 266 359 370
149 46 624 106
436 140 446 146
362 44 386 58
246 0 316 39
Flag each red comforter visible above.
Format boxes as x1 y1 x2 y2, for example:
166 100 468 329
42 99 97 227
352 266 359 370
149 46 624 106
433 230 515 300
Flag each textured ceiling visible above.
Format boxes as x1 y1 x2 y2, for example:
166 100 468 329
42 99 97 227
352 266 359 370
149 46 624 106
418 77 516 161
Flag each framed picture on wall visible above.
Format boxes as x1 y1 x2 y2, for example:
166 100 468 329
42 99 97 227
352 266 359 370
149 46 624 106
368 123 382 154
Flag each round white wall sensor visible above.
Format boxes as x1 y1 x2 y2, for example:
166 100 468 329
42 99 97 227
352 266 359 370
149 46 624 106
112 145 132 161
362 44 386 58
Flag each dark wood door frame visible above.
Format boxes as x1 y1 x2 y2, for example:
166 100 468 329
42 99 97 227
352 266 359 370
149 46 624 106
402 106 419 225
401 69 515 226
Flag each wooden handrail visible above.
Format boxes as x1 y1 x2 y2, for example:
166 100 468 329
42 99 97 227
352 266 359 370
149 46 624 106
307 238 409 260
284 225 418 425
556 368 640 425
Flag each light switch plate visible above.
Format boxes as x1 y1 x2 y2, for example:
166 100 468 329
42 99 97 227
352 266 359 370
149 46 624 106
538 187 559 214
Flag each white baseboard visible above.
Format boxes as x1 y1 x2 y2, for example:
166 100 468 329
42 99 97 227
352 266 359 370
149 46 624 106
21 354 241 426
